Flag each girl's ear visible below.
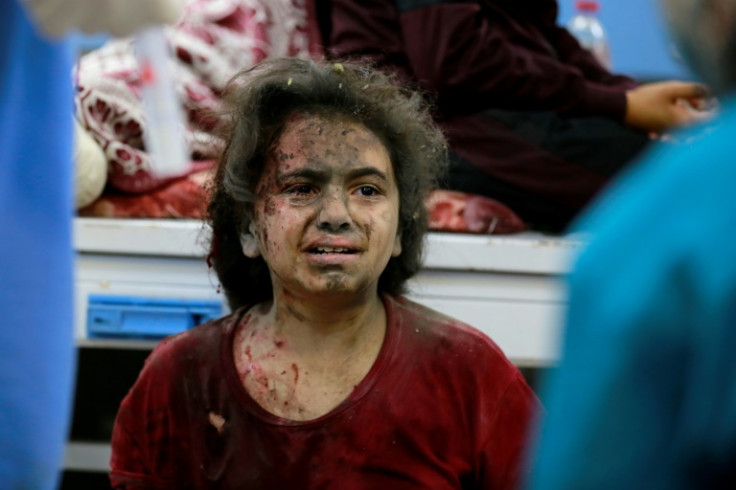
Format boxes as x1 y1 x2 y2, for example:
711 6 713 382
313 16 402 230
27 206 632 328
391 232 402 258
239 221 261 258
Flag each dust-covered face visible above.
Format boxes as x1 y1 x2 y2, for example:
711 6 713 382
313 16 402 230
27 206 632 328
243 113 402 301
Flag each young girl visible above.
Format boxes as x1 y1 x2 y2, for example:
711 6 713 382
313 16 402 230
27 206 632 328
110 58 539 489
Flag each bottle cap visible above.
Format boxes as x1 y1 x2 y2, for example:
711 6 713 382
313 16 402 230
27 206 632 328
575 1 600 12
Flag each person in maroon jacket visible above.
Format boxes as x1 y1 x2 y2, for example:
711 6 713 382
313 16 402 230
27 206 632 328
110 58 540 489
319 0 710 231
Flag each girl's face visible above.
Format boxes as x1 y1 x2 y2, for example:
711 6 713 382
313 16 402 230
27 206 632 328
246 114 402 302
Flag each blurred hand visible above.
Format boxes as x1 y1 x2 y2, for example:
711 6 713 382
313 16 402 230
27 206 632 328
22 0 186 38
625 81 715 133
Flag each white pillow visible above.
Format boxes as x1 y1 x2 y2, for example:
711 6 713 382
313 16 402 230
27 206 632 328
73 118 108 209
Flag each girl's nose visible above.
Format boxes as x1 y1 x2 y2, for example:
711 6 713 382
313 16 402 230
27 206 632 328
317 190 352 231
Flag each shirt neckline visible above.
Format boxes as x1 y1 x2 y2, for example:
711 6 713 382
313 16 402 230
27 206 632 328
219 294 400 428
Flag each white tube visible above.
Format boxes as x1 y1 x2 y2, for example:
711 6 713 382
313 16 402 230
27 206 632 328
134 26 189 178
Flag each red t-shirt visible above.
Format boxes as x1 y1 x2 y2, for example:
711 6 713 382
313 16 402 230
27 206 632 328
110 295 540 489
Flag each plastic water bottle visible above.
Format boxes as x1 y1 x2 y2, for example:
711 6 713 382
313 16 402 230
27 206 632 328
566 0 612 70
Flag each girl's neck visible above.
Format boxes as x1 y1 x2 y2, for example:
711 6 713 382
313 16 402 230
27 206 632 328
258 290 387 359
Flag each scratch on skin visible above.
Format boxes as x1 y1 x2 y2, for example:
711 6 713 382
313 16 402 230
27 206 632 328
286 303 307 323
291 363 299 384
243 345 263 380
263 197 278 216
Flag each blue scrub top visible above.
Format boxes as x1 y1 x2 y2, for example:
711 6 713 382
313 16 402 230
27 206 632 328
527 98 736 489
0 1 75 487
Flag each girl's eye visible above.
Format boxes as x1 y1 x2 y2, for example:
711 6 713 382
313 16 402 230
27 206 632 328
286 184 316 196
356 185 379 197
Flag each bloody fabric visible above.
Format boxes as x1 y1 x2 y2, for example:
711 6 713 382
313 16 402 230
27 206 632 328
78 167 213 219
426 189 527 234
324 0 650 231
110 295 540 489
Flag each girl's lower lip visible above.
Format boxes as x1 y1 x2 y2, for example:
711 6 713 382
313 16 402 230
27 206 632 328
305 251 360 265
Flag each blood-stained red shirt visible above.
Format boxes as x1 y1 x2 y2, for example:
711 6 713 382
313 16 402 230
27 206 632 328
110 295 540 489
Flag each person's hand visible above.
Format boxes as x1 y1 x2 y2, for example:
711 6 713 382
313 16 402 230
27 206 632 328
22 0 186 38
624 81 715 133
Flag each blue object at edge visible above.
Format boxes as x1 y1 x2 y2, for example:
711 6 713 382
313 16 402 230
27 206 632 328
87 295 223 339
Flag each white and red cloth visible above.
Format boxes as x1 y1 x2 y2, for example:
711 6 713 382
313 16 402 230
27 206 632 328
74 0 318 194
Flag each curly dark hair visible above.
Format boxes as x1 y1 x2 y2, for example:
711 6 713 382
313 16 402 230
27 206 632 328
206 57 448 311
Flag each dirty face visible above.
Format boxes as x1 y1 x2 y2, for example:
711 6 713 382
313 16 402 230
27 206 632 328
247 114 402 300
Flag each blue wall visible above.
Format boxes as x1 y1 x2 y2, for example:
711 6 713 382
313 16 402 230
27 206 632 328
558 0 694 81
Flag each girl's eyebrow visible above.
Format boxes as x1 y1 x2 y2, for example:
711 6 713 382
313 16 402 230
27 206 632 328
277 168 329 185
345 167 389 183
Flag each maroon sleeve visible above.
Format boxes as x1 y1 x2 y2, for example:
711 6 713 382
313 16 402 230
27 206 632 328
109 343 177 489
328 0 629 120
550 26 639 89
